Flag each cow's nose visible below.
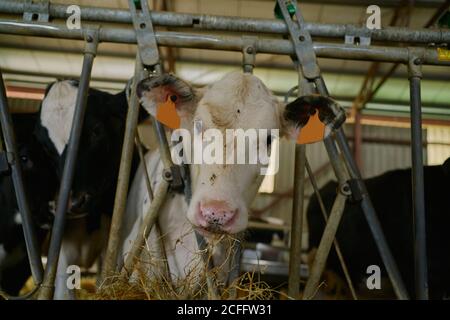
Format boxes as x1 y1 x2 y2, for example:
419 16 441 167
69 192 90 213
198 200 237 230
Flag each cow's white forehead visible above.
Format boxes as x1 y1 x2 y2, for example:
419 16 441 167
198 72 279 130
40 81 78 155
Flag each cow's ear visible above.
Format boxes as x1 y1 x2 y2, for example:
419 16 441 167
280 95 345 144
137 74 198 126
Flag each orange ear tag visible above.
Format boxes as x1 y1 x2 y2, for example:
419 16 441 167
156 95 181 129
296 110 326 144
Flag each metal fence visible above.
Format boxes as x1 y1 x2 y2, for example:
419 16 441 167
0 0 448 300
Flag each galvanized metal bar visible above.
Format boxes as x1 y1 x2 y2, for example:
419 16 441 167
120 179 169 276
305 158 358 300
303 191 347 299
0 21 450 66
102 54 145 279
0 67 44 287
38 29 98 300
128 0 160 67
227 239 242 290
288 144 306 299
1 1 450 44
408 58 429 300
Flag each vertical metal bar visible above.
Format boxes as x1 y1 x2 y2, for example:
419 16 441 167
288 144 306 299
38 32 98 299
102 54 144 279
409 59 429 300
227 239 242 291
323 137 348 184
0 68 44 286
353 110 363 170
152 118 174 169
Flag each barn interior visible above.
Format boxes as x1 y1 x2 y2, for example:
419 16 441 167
0 0 449 301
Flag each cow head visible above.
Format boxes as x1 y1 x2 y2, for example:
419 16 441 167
137 72 341 237
35 80 134 228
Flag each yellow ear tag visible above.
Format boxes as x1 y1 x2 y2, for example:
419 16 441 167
156 95 180 129
297 110 326 144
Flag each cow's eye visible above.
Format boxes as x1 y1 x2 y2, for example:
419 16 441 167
20 155 28 162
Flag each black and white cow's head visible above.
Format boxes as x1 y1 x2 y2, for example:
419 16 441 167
137 71 341 237
34 80 133 228
0 115 58 295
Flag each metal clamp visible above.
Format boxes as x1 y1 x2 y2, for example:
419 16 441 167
276 0 320 80
242 36 257 74
408 49 424 79
163 165 184 191
129 0 160 69
83 28 99 56
344 26 371 46
23 0 49 23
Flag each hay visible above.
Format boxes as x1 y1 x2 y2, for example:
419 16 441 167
94 234 280 300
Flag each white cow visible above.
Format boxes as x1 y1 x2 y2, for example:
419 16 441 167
118 71 340 289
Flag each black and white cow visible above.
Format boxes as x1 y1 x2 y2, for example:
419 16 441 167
34 80 144 299
0 114 57 296
307 157 450 299
118 72 341 286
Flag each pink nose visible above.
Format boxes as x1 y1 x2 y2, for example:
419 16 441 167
198 200 237 230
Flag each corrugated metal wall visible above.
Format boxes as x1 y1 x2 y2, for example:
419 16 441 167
7 97 41 113
427 126 450 166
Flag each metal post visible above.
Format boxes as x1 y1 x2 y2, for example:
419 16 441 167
288 144 306 299
102 54 145 279
303 189 347 299
121 179 170 275
0 68 44 287
38 29 98 299
408 57 429 300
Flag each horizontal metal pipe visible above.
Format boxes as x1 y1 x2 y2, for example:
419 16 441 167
0 20 449 66
1 1 449 44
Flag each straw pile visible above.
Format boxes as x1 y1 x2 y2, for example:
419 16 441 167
94 234 280 300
